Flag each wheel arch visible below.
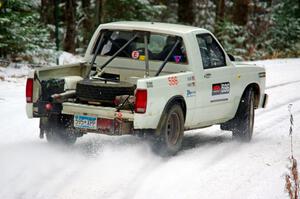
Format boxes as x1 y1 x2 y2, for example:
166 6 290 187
156 95 187 133
164 95 187 121
221 83 259 131
243 83 260 108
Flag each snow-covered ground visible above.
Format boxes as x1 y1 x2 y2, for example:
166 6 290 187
0 58 299 199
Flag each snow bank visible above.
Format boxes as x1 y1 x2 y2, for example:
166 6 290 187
0 51 84 82
0 63 32 82
58 51 84 65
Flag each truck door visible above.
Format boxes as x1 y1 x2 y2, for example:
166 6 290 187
194 33 237 124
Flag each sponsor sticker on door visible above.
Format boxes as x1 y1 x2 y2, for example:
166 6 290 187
211 82 230 102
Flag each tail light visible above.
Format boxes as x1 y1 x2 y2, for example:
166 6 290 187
26 78 33 103
45 103 53 111
134 89 147 113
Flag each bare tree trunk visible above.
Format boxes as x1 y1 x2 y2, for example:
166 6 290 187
95 0 101 26
95 0 106 26
82 0 93 44
41 0 55 24
178 0 194 24
215 0 225 23
63 0 76 53
232 0 250 25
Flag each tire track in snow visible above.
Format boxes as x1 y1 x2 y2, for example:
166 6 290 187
254 96 300 137
256 78 300 118
266 80 300 90
255 85 300 137
120 160 162 199
257 96 300 117
0 143 89 199
255 108 300 137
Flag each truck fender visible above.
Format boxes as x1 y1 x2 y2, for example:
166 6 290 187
242 83 261 108
221 83 260 130
233 83 260 117
155 95 186 135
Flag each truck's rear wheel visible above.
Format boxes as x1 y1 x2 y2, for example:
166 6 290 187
153 104 184 156
45 127 77 145
44 115 77 145
232 88 255 142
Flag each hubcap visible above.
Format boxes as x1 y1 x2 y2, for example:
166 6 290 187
166 112 180 145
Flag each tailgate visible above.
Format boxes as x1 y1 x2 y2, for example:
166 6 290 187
62 102 134 121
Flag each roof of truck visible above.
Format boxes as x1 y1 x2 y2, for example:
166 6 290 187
99 21 209 35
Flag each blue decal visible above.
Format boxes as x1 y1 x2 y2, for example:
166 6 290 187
187 89 196 97
174 55 182 63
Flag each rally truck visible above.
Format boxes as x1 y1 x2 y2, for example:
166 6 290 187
26 22 268 155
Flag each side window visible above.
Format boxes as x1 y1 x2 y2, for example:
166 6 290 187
196 34 226 69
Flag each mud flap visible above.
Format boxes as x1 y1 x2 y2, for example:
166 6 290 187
262 94 268 108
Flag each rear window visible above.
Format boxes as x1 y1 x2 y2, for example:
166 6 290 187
92 30 188 64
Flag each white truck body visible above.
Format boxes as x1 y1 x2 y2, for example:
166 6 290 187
26 22 267 146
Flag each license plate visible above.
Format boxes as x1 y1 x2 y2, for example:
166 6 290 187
74 115 97 129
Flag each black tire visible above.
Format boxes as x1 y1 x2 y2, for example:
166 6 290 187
232 88 255 142
45 115 77 145
76 79 135 103
152 104 184 156
46 128 77 145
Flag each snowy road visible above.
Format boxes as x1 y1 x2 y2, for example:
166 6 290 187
0 59 300 199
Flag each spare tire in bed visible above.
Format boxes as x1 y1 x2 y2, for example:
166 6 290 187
76 79 136 103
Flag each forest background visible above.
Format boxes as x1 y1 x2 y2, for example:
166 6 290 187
0 0 299 64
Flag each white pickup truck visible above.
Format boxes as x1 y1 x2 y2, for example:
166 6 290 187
26 22 268 155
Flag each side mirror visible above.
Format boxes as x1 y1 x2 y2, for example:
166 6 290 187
228 53 235 61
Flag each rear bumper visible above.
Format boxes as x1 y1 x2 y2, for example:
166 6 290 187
62 102 134 121
262 94 268 108
62 102 134 135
